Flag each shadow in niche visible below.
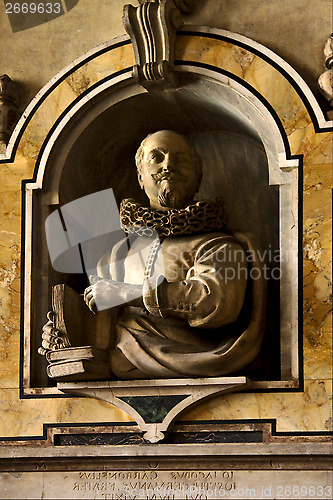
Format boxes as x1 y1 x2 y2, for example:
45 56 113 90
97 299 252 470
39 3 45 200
33 81 280 386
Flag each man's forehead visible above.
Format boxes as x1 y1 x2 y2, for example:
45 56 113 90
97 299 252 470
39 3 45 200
143 132 191 152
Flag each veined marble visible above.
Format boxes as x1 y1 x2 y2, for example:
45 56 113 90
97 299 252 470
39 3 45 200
182 379 332 433
16 44 135 163
0 191 21 390
0 389 133 438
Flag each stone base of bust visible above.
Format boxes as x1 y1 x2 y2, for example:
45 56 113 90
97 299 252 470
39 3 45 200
58 376 250 443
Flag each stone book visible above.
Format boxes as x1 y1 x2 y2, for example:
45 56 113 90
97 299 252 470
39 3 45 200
46 359 111 381
46 346 108 363
51 283 115 351
52 284 91 348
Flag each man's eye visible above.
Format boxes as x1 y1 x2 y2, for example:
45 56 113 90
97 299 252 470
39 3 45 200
150 153 163 163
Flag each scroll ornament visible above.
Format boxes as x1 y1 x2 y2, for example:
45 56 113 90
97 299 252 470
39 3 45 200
123 0 195 88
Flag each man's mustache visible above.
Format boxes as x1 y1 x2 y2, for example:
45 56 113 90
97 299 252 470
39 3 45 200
151 171 178 182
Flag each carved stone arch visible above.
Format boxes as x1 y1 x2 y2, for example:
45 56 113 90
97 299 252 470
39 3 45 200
11 28 330 406
28 67 292 387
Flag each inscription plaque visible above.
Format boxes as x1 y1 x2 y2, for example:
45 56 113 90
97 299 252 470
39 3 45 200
0 469 331 499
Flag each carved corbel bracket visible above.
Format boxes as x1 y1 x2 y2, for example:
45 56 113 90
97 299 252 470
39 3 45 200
318 35 333 116
123 0 195 89
59 376 250 443
0 74 20 152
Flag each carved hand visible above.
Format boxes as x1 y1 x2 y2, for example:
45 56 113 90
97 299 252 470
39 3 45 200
38 311 66 355
83 276 144 313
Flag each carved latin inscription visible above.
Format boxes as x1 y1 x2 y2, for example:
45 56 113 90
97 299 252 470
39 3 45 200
71 470 237 498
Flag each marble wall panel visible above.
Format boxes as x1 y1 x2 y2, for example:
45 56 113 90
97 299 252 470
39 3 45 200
0 191 21 390
290 128 333 164
182 380 332 433
175 35 311 133
303 157 332 382
0 389 133 438
16 44 134 162
0 156 35 193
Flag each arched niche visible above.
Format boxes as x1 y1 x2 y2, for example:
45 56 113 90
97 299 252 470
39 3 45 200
21 32 301 391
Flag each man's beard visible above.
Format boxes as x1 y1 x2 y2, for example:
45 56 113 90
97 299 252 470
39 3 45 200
158 186 188 209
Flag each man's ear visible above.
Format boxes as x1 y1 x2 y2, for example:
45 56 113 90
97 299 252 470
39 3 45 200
137 170 144 190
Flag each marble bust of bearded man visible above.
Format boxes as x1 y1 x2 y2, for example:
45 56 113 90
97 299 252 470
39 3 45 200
43 130 266 380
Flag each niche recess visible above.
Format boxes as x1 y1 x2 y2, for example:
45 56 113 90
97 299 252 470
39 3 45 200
23 66 299 392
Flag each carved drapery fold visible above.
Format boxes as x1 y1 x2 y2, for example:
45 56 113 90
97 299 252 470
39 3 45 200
123 0 194 88
0 74 20 152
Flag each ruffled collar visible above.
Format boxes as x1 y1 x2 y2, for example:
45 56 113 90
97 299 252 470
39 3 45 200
120 198 227 237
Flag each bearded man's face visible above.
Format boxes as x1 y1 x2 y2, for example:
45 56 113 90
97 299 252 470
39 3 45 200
137 131 201 210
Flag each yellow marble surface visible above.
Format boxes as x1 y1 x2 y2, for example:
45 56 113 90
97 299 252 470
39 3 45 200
175 35 312 137
0 155 35 193
0 191 21 390
303 159 332 381
0 389 132 438
17 44 134 162
183 380 332 432
0 33 331 438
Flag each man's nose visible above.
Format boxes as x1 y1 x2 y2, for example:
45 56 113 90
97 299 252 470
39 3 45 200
162 154 175 171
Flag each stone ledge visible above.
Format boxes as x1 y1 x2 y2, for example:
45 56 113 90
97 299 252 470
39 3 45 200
58 377 250 443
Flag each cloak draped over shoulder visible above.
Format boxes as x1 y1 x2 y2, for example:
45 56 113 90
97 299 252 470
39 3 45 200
96 201 266 379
